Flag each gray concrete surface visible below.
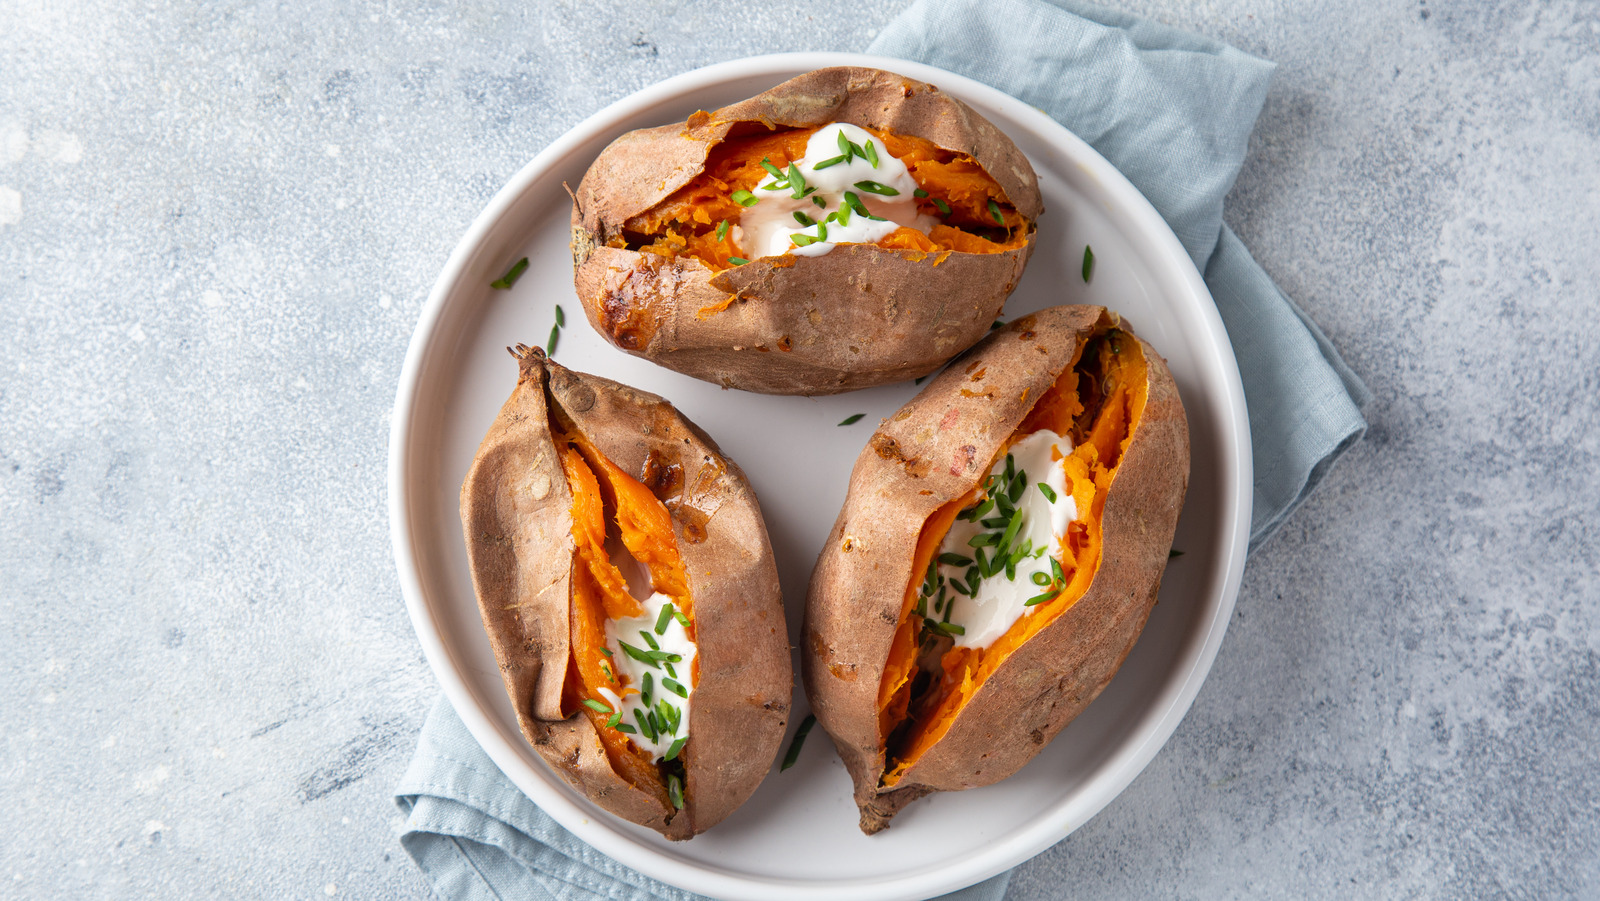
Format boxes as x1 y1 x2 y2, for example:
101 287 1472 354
3 0 1595 898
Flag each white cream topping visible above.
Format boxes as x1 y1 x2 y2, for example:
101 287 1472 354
924 430 1079 650
601 591 696 760
733 122 935 260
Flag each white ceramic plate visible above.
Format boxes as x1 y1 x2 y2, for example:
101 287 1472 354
390 52 1251 901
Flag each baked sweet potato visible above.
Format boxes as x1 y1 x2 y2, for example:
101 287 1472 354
570 66 1043 395
802 306 1189 833
460 345 792 839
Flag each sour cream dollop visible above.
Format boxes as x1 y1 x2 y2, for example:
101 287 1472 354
599 592 697 760
923 430 1080 650
734 123 935 260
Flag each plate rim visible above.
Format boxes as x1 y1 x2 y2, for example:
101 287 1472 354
389 50 1253 901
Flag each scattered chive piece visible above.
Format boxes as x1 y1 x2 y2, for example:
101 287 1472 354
926 620 966 637
837 129 853 158
641 672 654 706
1031 571 1053 586
1169 549 1185 558
605 711 622 729
1051 557 1065 582
616 723 637 734
618 641 659 669
715 219 729 241
933 197 951 216
636 708 657 743
760 158 785 180
791 234 821 248
731 190 758 207
793 211 815 227
787 163 808 199
554 304 565 327
834 203 851 226
914 188 929 198
490 257 529 289
667 773 684 809
665 737 687 761
665 653 683 663
863 140 879 167
728 256 749 265
663 677 689 698
988 198 1005 226
599 662 616 684
812 153 848 170
654 603 676 635
838 413 866 426
816 220 828 242
546 325 559 355
639 630 660 651
981 516 1008 529
938 553 973 567
1024 590 1056 607
1037 483 1058 503
673 609 690 628
599 647 612 657
812 196 826 209
781 714 817 771
854 180 899 196
582 698 610 714
1082 245 1095 282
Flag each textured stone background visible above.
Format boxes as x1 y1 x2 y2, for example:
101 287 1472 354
3 0 1596 898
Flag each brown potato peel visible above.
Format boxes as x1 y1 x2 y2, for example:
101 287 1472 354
802 305 1190 833
570 66 1043 395
460 345 792 839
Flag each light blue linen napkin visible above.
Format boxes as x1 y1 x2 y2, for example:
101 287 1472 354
396 2 1370 898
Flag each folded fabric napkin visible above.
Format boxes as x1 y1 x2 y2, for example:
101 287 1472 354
396 1 1371 898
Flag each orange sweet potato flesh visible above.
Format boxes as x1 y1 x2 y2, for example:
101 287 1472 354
880 335 1149 784
622 127 1028 271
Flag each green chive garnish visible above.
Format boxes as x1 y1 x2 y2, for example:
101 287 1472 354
668 773 684 809
490 257 528 289
731 190 758 207
854 180 899 196
793 211 815 227
1024 591 1055 607
1051 557 1065 582
1038 483 1058 503
938 553 973 567
838 413 865 426
728 257 749 265
837 130 853 158
715 219 729 241
781 714 817 771
791 234 821 247
981 516 1008 529
636 708 657 743
663 677 689 698
834 204 851 226
760 159 785 180
599 647 612 657
988 198 1004 225
582 698 610 714
927 620 966 637
812 153 848 170
546 325 559 355
914 188 929 199
665 737 687 761
639 630 660 651
933 197 951 216
616 723 637 734
606 711 622 728
1031 571 1053 586
554 304 565 327
863 140 879 168
673 609 690 628
813 196 826 208
618 641 659 669
1082 245 1095 282
787 163 808 199
641 671 654 706
664 662 677 679
655 603 676 635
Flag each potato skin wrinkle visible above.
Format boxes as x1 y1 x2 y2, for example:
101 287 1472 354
460 345 791 839
802 306 1190 834
570 66 1043 395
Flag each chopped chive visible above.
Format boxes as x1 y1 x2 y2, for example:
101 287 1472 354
760 158 785 180
639 630 660 651
812 196 826 208
655 603 676 635
662 677 688 698
728 256 749 265
1037 483 1058 503
731 189 759 207
618 641 659 669
606 711 622 728
599 662 616 684
781 714 817 771
761 182 789 192
999 511 1024 553
834 203 851 226
815 219 828 242
854 180 899 196
641 671 654 706
1051 557 1065 582
968 532 998 548
787 163 808 199
1004 454 1016 483
490 257 528 289
636 708 657 742
793 211 815 227
988 198 1004 225
1082 245 1095 282
546 325 559 355
673 609 690 628
599 647 612 657
981 516 1007 529
837 129 853 159
863 140 879 168
838 413 865 426
938 553 973 567
1169 549 1185 558
554 304 566 327
913 188 929 198
1031 571 1053 586
664 653 683 663
667 773 684 809
927 620 966 637
664 661 677 679
922 559 938 595
1024 590 1056 607
656 699 676 731
933 197 951 216
969 497 995 520
647 710 662 735
616 723 637 734
965 563 981 590
791 233 821 248
715 219 729 241
582 698 610 714
812 153 848 170
665 736 687 761
1007 474 1027 504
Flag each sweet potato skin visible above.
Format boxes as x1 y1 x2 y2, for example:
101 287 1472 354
570 66 1042 395
801 306 1189 833
460 346 792 839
